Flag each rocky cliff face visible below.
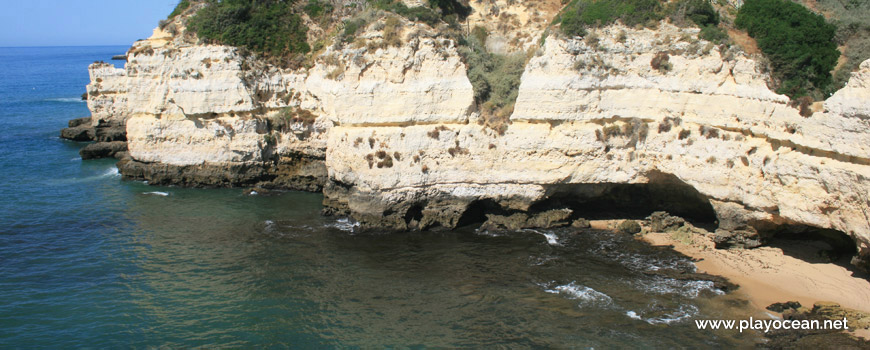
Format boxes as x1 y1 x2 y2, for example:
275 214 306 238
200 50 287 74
323 22 870 270
76 5 870 270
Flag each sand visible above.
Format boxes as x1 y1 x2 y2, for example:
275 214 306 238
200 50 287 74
619 221 870 339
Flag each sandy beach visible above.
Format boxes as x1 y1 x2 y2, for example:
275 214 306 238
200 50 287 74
616 220 870 339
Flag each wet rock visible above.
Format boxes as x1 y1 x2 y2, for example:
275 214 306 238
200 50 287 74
117 157 326 191
762 301 870 349
767 301 803 313
647 211 686 232
571 218 591 229
79 141 127 160
763 329 870 349
617 220 642 234
480 209 572 231
68 117 91 128
60 125 94 141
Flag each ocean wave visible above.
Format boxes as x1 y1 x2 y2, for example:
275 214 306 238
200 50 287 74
327 217 360 233
544 282 613 307
625 310 643 320
590 239 696 273
640 304 699 325
633 278 723 298
102 167 121 177
521 229 561 246
143 191 169 197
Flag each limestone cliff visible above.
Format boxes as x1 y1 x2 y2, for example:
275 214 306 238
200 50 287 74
73 2 870 270
323 22 870 270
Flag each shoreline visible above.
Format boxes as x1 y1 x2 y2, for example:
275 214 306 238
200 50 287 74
604 219 870 339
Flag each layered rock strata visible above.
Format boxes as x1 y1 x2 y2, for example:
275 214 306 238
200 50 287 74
74 8 870 269
323 23 870 270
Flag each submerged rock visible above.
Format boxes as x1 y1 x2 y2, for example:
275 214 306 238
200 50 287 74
763 300 870 348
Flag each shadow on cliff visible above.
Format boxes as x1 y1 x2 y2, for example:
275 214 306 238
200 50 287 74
457 172 719 230
765 225 869 280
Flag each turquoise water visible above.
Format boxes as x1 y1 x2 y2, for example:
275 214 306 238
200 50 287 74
0 46 764 348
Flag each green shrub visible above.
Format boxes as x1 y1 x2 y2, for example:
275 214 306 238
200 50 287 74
342 18 368 43
801 0 870 93
169 0 191 19
187 0 310 57
557 0 664 35
303 0 333 18
458 34 525 134
736 0 839 99
428 0 471 18
681 0 719 27
560 8 587 37
699 25 727 43
369 0 459 26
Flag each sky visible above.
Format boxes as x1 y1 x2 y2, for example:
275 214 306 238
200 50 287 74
0 0 179 47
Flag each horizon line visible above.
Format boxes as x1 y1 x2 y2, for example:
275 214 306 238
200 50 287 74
0 44 132 49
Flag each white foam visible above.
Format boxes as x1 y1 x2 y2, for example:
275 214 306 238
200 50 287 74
143 191 169 196
542 232 560 245
545 282 613 307
643 304 699 325
328 217 360 232
249 191 258 195
634 278 723 298
523 229 561 246
102 167 120 177
626 310 642 320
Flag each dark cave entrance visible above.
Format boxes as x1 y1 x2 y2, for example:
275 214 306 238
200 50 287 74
456 171 719 229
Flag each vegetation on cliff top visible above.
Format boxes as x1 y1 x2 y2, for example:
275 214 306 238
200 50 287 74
169 0 191 19
187 0 311 56
736 0 839 99
458 27 526 135
557 0 727 43
795 0 870 93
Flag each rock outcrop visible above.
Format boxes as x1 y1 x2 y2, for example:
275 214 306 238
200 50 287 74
72 3 870 270
322 23 870 271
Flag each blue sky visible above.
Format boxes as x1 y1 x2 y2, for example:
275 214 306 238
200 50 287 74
0 0 178 47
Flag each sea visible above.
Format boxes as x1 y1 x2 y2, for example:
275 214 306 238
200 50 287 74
0 46 766 348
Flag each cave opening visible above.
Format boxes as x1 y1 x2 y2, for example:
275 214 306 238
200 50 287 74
764 224 865 275
456 198 507 228
453 172 719 229
530 172 719 228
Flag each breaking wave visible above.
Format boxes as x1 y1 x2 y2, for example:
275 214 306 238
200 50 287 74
543 282 613 308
